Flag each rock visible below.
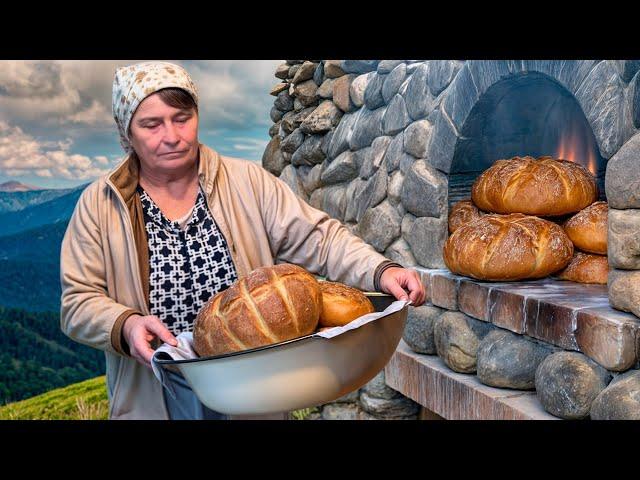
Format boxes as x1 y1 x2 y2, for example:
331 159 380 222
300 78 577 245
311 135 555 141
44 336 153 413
404 63 434 120
383 94 412 136
633 72 640 128
291 134 325 167
424 107 459 173
608 268 640 317
317 78 335 99
344 178 366 223
313 62 324 86
378 60 405 74
403 304 444 354
324 60 345 78
362 371 400 400
405 216 447 268
605 132 640 208
350 72 374 108
433 311 492 373
349 107 385 150
352 147 369 173
364 73 387 110
326 110 359 159
293 98 305 111
270 82 288 96
590 369 640 420
275 63 290 79
320 150 358 185
535 351 612 419
333 389 360 403
360 136 392 179
279 164 306 199
357 201 401 252
477 330 553 390
342 60 378 74
281 107 315 133
280 128 305 154
321 129 333 156
387 170 404 205
608 208 640 269
293 79 319 107
333 74 357 112
385 237 417 267
401 212 416 236
299 100 342 134
427 60 462 96
401 160 448 218
403 120 432 158
321 185 347 221
321 403 363 420
382 63 407 103
288 64 301 80
262 135 288 176
268 122 280 138
292 61 317 84
300 163 323 195
355 166 388 222
399 153 416 174
574 60 625 159
270 106 284 123
615 60 640 82
274 90 294 111
383 132 405 172
359 391 420 418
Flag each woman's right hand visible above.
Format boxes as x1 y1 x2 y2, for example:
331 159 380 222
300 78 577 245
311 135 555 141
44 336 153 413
122 314 178 368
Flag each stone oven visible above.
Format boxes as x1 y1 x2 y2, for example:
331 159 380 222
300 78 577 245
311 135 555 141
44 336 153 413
263 60 640 420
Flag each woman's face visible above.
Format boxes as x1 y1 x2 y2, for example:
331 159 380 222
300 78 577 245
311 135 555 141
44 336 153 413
129 92 199 175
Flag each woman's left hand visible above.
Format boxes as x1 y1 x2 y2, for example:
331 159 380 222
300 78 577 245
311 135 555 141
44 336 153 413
379 267 426 306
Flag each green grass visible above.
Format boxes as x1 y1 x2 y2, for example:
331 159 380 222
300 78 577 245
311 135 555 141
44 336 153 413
0 375 319 420
0 376 108 420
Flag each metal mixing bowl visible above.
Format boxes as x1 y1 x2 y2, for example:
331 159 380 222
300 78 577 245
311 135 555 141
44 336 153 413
154 293 407 415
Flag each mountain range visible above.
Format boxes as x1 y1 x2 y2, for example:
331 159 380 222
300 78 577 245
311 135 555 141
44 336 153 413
0 181 43 192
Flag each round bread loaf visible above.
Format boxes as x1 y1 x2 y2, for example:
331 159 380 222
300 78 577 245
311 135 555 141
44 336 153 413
563 201 608 255
193 263 322 357
448 199 485 234
471 156 597 216
318 281 375 327
556 252 608 284
443 213 574 281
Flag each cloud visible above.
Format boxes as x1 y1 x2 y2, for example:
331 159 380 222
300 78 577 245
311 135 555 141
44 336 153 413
0 120 115 180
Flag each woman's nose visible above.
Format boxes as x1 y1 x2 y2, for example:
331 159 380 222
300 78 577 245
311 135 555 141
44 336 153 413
163 123 180 143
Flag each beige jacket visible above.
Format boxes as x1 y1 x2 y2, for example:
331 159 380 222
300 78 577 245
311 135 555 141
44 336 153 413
60 144 393 419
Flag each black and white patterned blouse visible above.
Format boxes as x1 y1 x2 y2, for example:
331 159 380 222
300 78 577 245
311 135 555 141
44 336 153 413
139 186 238 335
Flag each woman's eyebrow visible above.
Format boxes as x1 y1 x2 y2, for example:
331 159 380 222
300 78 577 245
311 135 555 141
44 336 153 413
137 111 193 123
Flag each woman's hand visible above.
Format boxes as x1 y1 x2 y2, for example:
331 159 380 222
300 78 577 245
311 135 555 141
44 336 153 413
122 314 178 367
379 267 426 306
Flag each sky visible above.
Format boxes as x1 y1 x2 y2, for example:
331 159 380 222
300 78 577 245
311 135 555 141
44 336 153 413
0 60 282 189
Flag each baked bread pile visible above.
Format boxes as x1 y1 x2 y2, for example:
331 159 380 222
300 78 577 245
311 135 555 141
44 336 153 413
193 264 374 357
444 155 608 283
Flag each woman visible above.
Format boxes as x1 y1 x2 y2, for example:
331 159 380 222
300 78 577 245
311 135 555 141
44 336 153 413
60 61 425 420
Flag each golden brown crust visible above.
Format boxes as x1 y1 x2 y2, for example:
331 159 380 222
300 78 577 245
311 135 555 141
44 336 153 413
193 264 322 357
563 201 608 255
443 213 574 281
556 251 609 284
471 156 597 216
448 200 485 234
318 281 375 327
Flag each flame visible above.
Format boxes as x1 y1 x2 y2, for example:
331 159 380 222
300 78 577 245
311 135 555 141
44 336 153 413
553 126 597 176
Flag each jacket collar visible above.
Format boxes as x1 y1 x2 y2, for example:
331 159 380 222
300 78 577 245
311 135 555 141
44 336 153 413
106 143 221 203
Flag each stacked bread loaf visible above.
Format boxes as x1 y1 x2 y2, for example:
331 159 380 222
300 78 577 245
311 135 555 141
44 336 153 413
443 155 608 283
193 264 375 357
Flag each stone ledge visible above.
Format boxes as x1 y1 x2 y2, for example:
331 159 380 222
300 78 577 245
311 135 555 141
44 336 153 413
385 340 559 420
414 268 640 371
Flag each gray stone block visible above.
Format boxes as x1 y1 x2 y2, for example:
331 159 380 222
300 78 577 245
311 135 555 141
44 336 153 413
342 60 378 74
476 330 553 390
270 106 284 123
608 208 640 269
317 78 335 99
590 369 640 420
343 178 366 223
387 170 404 206
359 391 420 418
615 60 640 83
403 119 433 158
382 63 407 104
433 311 491 374
403 63 434 120
349 107 385 150
605 132 640 208
355 166 388 222
362 370 400 400
608 268 640 318
274 90 294 111
299 100 342 134
291 133 325 167
322 185 347 221
385 237 417 268
313 61 324 86
442 63 479 132
350 72 374 108
405 216 447 268
326 110 360 159
427 60 462 96
399 153 416 174
280 128 305 154
401 160 448 218
364 73 387 110
320 150 357 184
262 135 288 176
360 136 391 179
281 106 315 134
357 200 401 252
321 403 362 420
402 304 444 354
279 164 306 199
300 163 323 195
633 72 640 128
401 212 416 236
377 60 404 74
424 107 458 173
382 93 412 136
384 132 405 172
535 351 612 420
268 121 280 138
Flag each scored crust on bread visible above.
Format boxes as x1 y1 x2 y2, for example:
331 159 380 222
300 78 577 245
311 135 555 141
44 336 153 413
443 213 574 281
448 199 485 234
556 251 609 284
471 156 597 216
193 264 322 357
563 201 608 255
318 281 375 328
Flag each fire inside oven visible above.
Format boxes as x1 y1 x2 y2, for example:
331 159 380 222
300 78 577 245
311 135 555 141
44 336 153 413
448 72 606 207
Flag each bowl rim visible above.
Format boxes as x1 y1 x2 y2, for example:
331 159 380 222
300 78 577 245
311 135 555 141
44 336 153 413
154 292 396 366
